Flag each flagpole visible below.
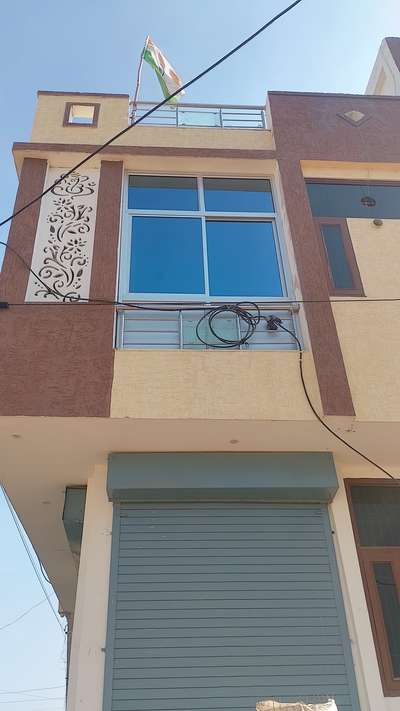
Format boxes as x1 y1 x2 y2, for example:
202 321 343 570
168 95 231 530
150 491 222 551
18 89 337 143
132 35 149 116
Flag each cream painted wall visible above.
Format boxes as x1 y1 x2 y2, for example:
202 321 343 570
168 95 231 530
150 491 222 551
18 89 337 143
66 465 113 711
31 94 130 144
30 93 274 150
301 162 400 182
330 469 400 711
333 218 400 422
110 350 321 420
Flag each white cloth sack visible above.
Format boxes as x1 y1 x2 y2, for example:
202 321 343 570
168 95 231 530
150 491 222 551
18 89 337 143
256 700 338 711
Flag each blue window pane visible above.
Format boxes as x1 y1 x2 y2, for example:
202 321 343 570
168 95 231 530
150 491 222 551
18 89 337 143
320 224 354 290
307 181 400 218
130 217 204 295
373 562 400 677
206 221 283 297
128 175 198 210
204 178 274 213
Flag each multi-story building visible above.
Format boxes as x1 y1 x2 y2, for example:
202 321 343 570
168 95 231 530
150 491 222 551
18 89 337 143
1 35 400 711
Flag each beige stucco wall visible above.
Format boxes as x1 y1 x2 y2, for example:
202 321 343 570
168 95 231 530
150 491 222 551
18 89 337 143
30 93 274 151
66 465 112 711
110 350 320 420
31 93 130 144
333 218 400 421
331 468 400 711
301 161 400 182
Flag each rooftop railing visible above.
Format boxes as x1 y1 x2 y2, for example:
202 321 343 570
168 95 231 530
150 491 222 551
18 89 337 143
129 101 267 129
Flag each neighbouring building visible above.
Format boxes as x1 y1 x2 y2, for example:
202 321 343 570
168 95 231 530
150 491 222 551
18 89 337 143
1 35 400 711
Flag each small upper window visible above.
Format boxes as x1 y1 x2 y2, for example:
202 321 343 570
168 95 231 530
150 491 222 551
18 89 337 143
315 218 364 296
204 178 274 212
64 103 99 127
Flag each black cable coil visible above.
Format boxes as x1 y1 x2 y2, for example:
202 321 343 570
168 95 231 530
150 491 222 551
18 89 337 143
195 302 277 348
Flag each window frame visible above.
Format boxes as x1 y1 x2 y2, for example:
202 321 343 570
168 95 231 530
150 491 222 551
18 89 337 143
345 478 400 696
63 102 100 127
119 173 291 303
314 217 364 297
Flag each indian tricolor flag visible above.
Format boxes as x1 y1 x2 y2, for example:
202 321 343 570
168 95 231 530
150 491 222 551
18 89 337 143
143 37 185 103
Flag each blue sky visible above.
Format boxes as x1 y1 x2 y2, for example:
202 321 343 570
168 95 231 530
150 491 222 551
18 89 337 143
1 0 400 708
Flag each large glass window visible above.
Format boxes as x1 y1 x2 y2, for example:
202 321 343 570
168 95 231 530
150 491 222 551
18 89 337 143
347 481 400 695
122 175 285 300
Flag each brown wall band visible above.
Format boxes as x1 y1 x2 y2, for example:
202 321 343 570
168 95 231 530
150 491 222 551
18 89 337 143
0 157 47 303
277 159 355 416
90 161 123 300
12 142 277 162
0 304 115 417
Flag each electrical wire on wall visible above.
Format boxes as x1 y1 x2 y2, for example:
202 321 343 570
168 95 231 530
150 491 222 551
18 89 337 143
264 315 398 482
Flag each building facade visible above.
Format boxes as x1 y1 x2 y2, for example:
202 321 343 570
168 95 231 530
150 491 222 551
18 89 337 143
1 37 400 711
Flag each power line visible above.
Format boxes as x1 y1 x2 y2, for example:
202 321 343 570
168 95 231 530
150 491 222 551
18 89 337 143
0 599 47 632
0 698 65 705
0 0 303 232
5 296 400 309
1 488 65 634
0 688 64 696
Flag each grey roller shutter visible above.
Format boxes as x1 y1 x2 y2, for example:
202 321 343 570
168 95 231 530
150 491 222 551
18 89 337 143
105 504 360 711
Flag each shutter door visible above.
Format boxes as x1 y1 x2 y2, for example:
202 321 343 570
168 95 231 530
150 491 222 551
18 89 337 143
106 504 359 711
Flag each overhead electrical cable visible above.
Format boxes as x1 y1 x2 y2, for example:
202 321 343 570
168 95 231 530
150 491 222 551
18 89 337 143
0 698 65 705
1 488 65 634
0 0 304 232
0 599 47 632
0 688 64 696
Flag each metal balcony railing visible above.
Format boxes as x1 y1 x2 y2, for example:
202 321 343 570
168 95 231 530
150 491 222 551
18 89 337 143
129 102 267 129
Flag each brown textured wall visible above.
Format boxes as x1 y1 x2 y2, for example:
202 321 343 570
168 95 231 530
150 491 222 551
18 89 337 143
0 157 47 302
277 159 355 416
269 91 400 162
90 161 123 300
0 305 114 416
0 160 122 416
269 91 400 416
